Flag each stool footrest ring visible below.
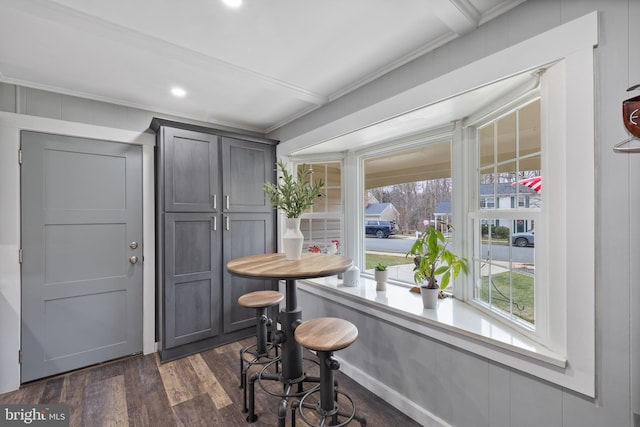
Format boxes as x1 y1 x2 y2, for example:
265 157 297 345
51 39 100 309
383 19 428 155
255 358 321 398
241 342 280 365
296 389 357 427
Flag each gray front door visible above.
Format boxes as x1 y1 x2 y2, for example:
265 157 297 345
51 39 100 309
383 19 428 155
20 131 143 383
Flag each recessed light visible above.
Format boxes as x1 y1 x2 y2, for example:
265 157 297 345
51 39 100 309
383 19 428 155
223 0 242 8
171 87 186 97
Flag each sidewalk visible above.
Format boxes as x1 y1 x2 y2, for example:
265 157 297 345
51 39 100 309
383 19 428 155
364 251 515 283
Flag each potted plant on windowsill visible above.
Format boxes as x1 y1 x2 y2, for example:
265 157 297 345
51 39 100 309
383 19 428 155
407 227 468 309
374 262 388 291
264 160 323 260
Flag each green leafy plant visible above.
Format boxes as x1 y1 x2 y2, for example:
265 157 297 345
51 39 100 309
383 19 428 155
375 262 387 271
406 227 468 290
264 161 324 218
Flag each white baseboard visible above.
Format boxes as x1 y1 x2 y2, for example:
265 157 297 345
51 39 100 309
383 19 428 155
337 357 451 427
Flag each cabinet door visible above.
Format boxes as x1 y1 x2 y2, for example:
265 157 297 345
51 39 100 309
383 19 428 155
221 137 275 213
164 213 221 348
222 212 276 333
163 128 218 212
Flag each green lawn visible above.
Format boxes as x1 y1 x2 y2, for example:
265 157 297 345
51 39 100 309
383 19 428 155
365 253 411 270
365 251 535 325
479 271 534 324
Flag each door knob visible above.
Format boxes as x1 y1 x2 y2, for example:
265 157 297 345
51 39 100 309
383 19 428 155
129 256 139 264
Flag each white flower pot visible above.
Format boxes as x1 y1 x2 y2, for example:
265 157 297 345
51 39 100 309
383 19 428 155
283 217 303 260
421 287 439 309
374 270 388 291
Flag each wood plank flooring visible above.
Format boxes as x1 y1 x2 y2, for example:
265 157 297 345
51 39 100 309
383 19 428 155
0 339 423 427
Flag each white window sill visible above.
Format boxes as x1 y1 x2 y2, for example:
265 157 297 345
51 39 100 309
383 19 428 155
297 276 567 370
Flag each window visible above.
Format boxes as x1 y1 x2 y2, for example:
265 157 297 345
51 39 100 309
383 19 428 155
281 13 597 396
362 140 453 281
470 99 541 330
297 161 343 254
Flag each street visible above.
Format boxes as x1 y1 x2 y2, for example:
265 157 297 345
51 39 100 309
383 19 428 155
365 236 534 264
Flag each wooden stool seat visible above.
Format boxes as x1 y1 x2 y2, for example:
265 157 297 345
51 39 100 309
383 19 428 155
294 317 358 352
238 290 284 308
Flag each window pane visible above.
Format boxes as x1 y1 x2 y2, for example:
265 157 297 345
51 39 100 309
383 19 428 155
323 187 342 213
519 100 541 157
364 141 452 286
473 99 540 329
473 219 535 326
301 218 341 254
478 99 541 212
496 113 517 163
479 125 494 169
301 162 342 213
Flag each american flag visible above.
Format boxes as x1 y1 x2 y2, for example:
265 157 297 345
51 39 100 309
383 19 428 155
515 176 541 193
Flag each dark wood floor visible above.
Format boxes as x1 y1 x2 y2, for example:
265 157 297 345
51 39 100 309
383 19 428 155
0 338 422 426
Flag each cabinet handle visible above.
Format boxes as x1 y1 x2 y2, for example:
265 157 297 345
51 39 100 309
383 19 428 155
225 216 230 231
212 194 217 210
225 195 230 210
212 217 217 231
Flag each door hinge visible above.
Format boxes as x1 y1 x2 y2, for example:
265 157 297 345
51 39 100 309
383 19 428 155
18 248 23 264
18 349 22 364
18 149 22 165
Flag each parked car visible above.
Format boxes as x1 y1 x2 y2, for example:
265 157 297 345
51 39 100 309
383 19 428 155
512 230 534 247
365 220 397 238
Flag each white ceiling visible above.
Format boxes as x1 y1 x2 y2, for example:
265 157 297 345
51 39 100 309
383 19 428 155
0 0 525 135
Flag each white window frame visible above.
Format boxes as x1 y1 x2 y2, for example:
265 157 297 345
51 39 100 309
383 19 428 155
466 94 546 342
357 133 455 282
278 12 597 397
287 155 346 255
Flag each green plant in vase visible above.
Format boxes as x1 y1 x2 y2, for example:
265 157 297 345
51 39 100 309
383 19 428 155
264 161 323 259
406 227 468 308
374 262 388 291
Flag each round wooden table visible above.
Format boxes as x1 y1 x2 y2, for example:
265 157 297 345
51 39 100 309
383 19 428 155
227 252 352 424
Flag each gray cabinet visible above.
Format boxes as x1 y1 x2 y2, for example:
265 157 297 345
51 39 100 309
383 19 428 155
222 213 274 333
164 213 220 348
152 118 277 361
222 137 273 213
163 128 219 213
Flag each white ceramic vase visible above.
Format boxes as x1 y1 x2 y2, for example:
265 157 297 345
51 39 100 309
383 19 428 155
343 265 360 287
421 287 439 309
374 270 388 291
283 217 304 260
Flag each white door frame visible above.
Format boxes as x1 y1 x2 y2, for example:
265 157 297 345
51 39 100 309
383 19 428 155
0 111 155 393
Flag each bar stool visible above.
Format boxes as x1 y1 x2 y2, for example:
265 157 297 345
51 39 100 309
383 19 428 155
238 290 284 413
292 317 367 427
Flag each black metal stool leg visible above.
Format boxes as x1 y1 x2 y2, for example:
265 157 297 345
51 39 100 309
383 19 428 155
247 372 259 423
278 384 292 427
291 400 299 427
239 347 244 389
255 307 269 355
319 351 338 415
295 351 367 427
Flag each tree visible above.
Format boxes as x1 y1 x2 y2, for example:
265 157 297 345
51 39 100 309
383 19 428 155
368 178 453 234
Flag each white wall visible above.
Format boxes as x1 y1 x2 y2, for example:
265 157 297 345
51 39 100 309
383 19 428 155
270 1 638 426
